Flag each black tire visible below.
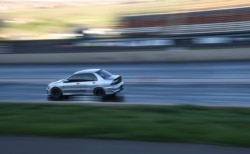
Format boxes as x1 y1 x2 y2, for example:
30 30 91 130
50 87 63 99
94 88 105 96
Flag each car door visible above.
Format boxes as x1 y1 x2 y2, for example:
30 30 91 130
62 74 84 95
78 73 97 95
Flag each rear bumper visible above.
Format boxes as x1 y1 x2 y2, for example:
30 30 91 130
113 85 124 93
105 82 124 94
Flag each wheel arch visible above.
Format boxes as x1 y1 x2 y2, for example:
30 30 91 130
93 87 106 96
50 86 63 95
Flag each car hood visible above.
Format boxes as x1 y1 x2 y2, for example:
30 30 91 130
48 79 64 85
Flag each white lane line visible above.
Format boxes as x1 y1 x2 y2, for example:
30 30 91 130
1 101 250 107
126 78 250 83
1 78 250 83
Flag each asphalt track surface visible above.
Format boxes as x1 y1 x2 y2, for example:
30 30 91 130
1 136 250 154
1 61 250 106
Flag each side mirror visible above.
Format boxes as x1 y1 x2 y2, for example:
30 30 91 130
63 80 69 83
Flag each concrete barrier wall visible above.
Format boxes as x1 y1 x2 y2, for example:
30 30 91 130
1 36 250 64
0 47 250 64
1 35 250 54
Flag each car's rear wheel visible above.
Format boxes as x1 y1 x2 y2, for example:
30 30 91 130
50 87 63 99
94 88 105 97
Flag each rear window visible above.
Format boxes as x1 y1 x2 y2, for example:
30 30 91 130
96 69 112 79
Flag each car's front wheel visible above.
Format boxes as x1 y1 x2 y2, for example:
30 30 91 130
50 87 63 99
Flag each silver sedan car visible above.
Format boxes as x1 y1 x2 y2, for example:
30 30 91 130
47 69 124 99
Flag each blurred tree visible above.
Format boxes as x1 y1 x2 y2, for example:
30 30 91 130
0 18 4 30
0 18 4 40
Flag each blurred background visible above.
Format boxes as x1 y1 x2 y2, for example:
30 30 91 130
0 0 249 39
0 0 250 55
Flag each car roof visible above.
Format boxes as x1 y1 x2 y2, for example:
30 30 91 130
74 68 101 74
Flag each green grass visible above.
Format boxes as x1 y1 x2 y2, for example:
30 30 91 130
0 103 250 147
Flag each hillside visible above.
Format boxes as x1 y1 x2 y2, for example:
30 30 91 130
0 0 249 39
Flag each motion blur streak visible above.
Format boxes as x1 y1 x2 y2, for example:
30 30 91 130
1 62 250 106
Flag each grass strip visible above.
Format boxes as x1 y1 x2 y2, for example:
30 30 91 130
0 103 250 147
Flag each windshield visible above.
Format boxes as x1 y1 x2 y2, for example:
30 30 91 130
96 69 112 79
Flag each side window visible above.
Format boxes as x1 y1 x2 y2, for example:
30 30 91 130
67 74 84 82
67 73 97 82
82 73 97 81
